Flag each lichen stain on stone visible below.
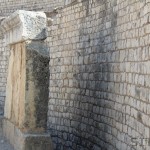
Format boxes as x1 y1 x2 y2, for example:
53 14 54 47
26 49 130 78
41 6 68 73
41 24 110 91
137 112 143 123
25 41 50 133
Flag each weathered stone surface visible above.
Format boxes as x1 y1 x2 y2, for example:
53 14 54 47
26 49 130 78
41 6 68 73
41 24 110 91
25 41 50 133
2 10 53 150
4 42 26 127
4 41 49 133
0 10 47 45
0 35 8 115
0 116 14 150
1 1 150 150
3 118 53 150
0 0 65 17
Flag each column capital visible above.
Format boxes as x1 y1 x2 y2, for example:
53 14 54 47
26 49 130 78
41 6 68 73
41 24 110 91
0 10 47 45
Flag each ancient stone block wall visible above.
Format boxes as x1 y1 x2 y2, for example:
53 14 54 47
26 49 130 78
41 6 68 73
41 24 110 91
0 0 150 150
46 0 150 150
0 37 9 115
0 0 75 17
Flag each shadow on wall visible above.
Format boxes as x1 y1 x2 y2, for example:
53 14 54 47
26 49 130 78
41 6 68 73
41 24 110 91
70 0 119 149
0 106 4 115
47 0 138 149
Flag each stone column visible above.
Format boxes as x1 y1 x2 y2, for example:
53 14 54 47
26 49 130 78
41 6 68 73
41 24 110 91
0 10 53 150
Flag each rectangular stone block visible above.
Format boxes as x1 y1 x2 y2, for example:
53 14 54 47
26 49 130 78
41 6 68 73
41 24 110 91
5 41 50 133
3 118 53 150
0 10 47 45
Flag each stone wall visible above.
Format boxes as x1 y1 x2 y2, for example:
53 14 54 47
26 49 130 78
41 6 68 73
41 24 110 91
47 0 150 150
0 0 150 150
0 37 9 115
0 0 77 116
0 0 76 17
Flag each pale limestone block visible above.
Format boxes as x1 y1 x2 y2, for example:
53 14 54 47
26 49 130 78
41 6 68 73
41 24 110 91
4 43 26 126
0 10 47 45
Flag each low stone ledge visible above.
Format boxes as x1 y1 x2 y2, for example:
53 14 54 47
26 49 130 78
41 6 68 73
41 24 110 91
3 118 53 150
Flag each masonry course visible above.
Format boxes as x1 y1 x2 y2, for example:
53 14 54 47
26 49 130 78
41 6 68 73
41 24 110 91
0 0 150 150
